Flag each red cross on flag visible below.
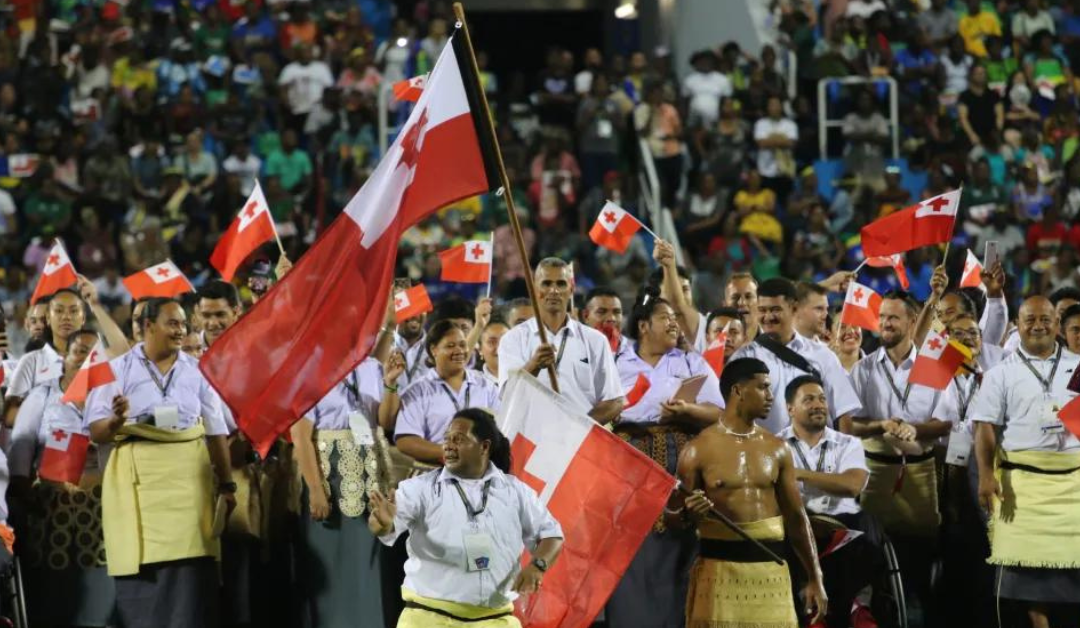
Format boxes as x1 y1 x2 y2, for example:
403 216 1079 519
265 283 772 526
703 321 729 378
840 281 883 332
394 284 434 324
39 427 91 484
30 240 78 305
588 201 643 254
860 188 961 257
122 259 194 299
498 372 675 628
438 239 492 283
960 249 984 290
61 338 116 404
909 328 973 390
210 180 279 281
392 74 427 102
865 254 910 289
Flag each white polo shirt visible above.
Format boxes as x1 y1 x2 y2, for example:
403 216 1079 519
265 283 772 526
732 332 862 434
850 346 941 425
779 425 868 516
498 318 624 416
5 344 63 400
969 345 1080 452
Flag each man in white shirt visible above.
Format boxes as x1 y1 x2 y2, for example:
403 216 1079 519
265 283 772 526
781 375 875 628
369 408 563 625
222 141 263 197
794 282 830 341
498 258 624 423
753 95 798 204
278 43 333 126
971 296 1080 627
732 278 862 435
682 49 732 129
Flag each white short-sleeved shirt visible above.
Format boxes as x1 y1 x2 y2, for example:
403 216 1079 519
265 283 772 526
9 382 96 478
395 369 500 444
732 333 862 434
850 346 941 425
969 345 1080 452
379 464 563 608
932 374 981 435
979 297 1008 348
682 71 732 127
5 344 63 401
310 358 383 431
393 333 432 391
779 426 868 516
753 117 798 178
615 345 724 425
84 344 229 437
498 318 624 416
278 60 334 115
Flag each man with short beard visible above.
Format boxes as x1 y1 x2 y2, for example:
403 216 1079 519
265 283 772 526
971 297 1080 628
848 290 949 623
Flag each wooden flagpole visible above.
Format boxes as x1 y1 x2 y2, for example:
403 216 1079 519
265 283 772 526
452 2 559 392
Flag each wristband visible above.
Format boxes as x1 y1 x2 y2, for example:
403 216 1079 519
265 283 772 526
218 481 238 494
383 383 399 394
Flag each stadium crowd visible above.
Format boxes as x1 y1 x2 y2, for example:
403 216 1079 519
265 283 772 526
1 0 1080 627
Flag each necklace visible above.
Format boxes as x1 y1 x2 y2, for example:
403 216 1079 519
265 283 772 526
720 419 756 438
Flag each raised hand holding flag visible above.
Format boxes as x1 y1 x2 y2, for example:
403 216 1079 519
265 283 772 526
909 329 972 390
960 249 983 289
62 338 116 404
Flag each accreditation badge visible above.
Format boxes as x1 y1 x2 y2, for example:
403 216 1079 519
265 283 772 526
153 405 180 430
463 531 494 572
348 412 375 446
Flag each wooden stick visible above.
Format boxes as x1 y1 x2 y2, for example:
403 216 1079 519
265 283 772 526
674 484 786 565
452 3 559 392
272 224 287 259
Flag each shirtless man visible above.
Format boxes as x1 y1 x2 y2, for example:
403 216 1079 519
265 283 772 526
675 357 827 628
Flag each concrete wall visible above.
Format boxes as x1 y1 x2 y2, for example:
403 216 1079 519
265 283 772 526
663 0 767 78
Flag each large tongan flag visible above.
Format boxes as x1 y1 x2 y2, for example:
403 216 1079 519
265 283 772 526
200 31 499 455
61 339 116 404
30 240 78 305
860 189 960 258
498 372 675 628
210 180 278 281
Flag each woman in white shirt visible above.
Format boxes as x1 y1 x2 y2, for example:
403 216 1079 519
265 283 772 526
9 329 115 627
388 320 500 470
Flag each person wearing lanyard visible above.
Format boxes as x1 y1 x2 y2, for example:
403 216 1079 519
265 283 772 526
779 376 874 628
84 297 234 628
929 312 998 628
605 293 723 628
291 356 393 628
387 320 500 470
475 321 508 387
581 287 627 355
970 296 1080 628
497 258 624 423
380 282 432 391
368 408 564 628
9 329 115 627
847 291 948 624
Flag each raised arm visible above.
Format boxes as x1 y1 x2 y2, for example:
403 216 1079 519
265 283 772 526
79 276 132 356
653 239 700 342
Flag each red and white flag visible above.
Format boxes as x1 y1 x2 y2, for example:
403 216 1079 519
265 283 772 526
822 528 864 557
909 329 973 390
960 249 983 289
439 239 492 283
61 339 116 404
624 373 651 408
122 260 194 299
865 254 910 290
588 202 642 254
498 373 675 628
860 189 960 257
1058 395 1080 440
200 32 499 455
210 180 278 281
840 281 883 332
703 322 729 378
394 284 434 323
39 428 90 484
30 240 78 305
393 74 427 102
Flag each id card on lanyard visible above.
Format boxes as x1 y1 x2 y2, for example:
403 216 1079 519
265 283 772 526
142 358 180 429
946 376 979 467
1018 346 1066 435
452 479 493 572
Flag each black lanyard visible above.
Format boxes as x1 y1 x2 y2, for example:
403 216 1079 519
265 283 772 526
955 374 980 423
790 438 828 473
440 381 471 413
552 328 570 370
141 358 176 399
1017 345 1062 395
405 342 424 382
342 372 360 407
450 479 491 521
880 359 912 411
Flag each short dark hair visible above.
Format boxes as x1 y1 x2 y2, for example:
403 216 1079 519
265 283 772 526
882 289 919 316
139 297 182 325
626 288 671 341
706 307 745 331
1061 303 1080 328
795 282 828 305
647 265 691 293
454 408 511 473
757 278 797 302
584 287 621 307
431 295 474 324
785 375 823 405
425 319 464 366
720 357 770 400
64 328 99 352
943 289 979 317
197 280 241 309
1050 287 1080 307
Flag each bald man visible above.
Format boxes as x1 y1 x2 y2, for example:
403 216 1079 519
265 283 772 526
970 296 1080 628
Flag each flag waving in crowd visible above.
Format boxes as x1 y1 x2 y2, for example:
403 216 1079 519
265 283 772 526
961 249 983 289
30 240 78 305
865 254 910 290
200 31 501 455
908 328 972 390
859 188 960 257
210 180 279 282
589 202 645 254
840 280 883 332
61 338 116 404
439 239 492 283
122 260 194 299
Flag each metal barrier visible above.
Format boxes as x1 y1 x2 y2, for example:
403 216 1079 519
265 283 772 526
816 76 899 161
636 137 684 265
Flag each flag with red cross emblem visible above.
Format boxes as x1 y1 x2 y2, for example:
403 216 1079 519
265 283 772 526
860 189 961 257
30 240 79 305
909 328 972 390
438 239 493 283
210 180 279 281
122 260 194 299
588 201 643 254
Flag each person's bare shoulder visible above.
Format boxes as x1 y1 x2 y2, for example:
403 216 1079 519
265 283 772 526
756 429 789 458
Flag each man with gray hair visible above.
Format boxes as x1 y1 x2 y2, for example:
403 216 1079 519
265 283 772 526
498 258 625 423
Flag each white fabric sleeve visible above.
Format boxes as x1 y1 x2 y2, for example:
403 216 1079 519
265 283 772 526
979 297 1008 347
969 365 1006 425
8 388 46 477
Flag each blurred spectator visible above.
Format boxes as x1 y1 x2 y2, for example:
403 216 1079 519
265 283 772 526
918 0 959 50
753 95 797 206
682 49 731 129
958 0 1001 58
576 75 624 193
842 90 890 187
279 42 334 133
